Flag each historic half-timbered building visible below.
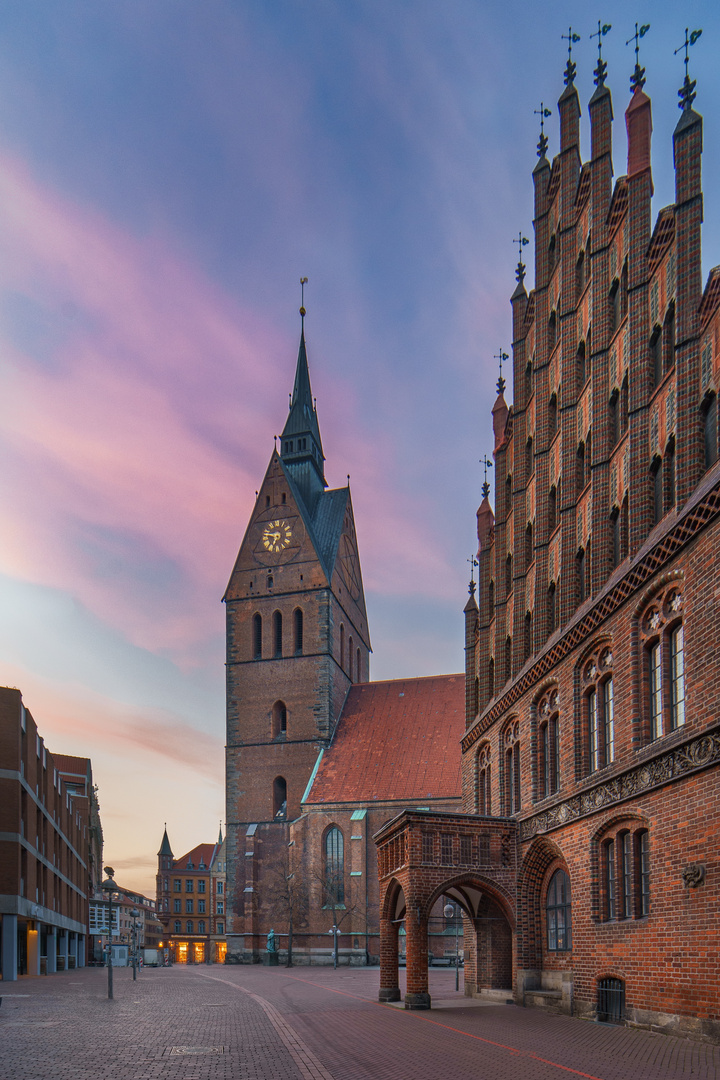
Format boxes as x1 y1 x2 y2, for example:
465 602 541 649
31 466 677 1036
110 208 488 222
376 50 719 1041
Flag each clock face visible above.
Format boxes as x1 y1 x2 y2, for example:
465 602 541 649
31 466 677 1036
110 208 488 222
262 519 292 554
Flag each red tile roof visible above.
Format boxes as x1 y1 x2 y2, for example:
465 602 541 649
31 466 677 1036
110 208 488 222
304 674 464 805
173 843 217 870
53 754 91 778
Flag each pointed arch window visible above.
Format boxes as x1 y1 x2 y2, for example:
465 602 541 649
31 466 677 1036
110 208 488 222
253 613 263 660
537 687 560 799
524 611 533 663
293 608 304 654
356 647 362 683
650 326 662 389
576 341 586 391
546 869 572 951
273 610 283 658
505 553 513 597
324 826 344 904
339 624 345 671
662 302 675 374
704 393 718 469
477 743 491 815
273 777 287 820
525 523 534 568
583 646 614 774
272 701 287 739
504 720 521 814
349 636 354 681
548 393 558 441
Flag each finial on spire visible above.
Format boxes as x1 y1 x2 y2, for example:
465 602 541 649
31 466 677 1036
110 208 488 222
675 28 702 112
299 276 308 320
534 101 551 157
480 455 493 499
494 348 509 394
590 21 611 87
513 232 529 284
467 555 478 596
626 23 650 93
562 27 580 86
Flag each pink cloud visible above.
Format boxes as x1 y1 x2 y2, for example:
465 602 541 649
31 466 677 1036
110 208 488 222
0 152 464 667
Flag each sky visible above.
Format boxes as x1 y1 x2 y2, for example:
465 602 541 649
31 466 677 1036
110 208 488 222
1 1 718 895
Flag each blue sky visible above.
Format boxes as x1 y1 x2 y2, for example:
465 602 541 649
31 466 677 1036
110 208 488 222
0 1 718 891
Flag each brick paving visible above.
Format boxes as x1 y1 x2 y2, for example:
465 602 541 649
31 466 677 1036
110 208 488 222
1 965 719 1080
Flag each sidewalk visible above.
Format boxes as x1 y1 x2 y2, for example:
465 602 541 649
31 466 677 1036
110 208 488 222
1 964 718 1080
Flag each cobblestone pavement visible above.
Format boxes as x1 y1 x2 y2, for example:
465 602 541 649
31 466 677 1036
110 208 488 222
1 965 719 1080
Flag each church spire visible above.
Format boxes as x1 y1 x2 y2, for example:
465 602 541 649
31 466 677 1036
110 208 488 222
280 286 327 506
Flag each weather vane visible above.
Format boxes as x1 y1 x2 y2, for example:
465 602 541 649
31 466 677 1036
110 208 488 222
590 21 611 87
626 22 650 92
561 27 581 86
480 455 493 499
513 233 529 284
675 28 702 112
300 276 308 319
534 101 551 158
494 348 509 394
467 554 479 594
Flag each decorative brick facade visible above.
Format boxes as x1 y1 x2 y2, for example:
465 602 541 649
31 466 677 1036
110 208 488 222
376 61 720 1041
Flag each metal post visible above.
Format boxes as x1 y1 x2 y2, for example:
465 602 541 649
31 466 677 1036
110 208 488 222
131 908 139 980
455 909 459 992
102 866 116 1000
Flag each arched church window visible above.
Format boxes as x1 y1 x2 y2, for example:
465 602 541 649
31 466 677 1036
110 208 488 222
704 393 718 469
273 611 283 658
324 826 344 904
546 869 572 951
349 636 354 681
356 647 362 682
340 624 345 670
293 608 304 654
253 613 262 660
273 777 287 820
537 687 560 798
271 701 287 739
504 719 521 815
477 743 491 815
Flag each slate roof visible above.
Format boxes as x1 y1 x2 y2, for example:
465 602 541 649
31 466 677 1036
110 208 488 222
304 674 464 805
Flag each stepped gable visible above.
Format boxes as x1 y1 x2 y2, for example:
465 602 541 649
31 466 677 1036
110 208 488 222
304 674 465 805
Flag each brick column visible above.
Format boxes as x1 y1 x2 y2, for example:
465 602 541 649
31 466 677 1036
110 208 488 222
378 915 400 1003
404 908 430 1009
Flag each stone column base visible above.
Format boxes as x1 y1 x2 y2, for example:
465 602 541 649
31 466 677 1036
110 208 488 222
404 992 431 1010
378 988 401 1002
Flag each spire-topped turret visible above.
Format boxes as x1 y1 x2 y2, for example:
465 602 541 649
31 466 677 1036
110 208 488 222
280 294 327 507
158 825 173 858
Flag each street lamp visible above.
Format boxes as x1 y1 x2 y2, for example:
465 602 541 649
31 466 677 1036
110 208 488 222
102 866 116 1000
130 908 140 980
443 901 460 992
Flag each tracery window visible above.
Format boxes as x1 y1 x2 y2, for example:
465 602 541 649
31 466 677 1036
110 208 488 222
537 687 560 798
324 826 344 905
640 585 684 741
477 743 491 815
582 645 614 773
503 720 521 815
546 868 572 951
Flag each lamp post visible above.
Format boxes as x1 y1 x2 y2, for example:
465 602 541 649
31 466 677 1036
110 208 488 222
130 908 140 980
443 901 460 992
102 866 116 1000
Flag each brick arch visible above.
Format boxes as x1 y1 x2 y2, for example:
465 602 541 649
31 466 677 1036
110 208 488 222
632 567 684 620
422 872 516 928
380 877 406 922
517 835 568 969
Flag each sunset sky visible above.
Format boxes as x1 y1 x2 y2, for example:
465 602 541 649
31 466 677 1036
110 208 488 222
1 2 718 894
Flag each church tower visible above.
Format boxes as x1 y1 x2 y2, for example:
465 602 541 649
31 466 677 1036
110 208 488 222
224 310 370 962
